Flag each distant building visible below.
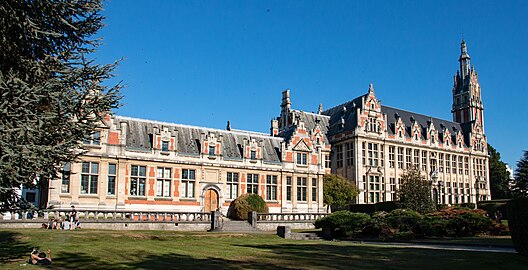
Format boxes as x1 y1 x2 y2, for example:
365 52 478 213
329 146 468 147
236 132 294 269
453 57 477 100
47 40 489 212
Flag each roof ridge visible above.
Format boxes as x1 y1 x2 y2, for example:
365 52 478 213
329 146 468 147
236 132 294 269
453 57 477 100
292 109 330 118
381 105 460 126
322 94 366 115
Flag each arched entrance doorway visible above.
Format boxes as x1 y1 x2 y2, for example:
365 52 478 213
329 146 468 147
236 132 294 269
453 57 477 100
204 189 219 213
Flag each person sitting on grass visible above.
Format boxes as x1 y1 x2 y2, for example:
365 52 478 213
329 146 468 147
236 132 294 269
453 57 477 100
29 248 52 265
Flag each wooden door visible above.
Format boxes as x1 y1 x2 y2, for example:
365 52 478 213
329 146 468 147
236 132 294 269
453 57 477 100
204 189 218 213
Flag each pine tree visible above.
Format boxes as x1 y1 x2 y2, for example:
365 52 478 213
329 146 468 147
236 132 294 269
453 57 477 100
513 150 528 198
488 144 513 199
396 167 434 214
0 0 122 210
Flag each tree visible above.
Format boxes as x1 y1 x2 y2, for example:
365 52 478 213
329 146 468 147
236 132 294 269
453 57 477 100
488 144 513 199
0 0 121 210
396 167 434 214
512 150 528 198
323 174 358 211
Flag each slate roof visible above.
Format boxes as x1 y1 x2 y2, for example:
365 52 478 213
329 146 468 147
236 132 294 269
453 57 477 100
278 110 330 144
114 116 283 163
322 95 365 137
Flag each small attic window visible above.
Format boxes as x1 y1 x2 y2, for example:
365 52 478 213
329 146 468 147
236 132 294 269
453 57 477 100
398 130 403 138
250 150 257 160
370 102 375 110
162 141 169 152
431 135 435 144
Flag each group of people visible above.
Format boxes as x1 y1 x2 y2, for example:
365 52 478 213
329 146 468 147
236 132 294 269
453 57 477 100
41 205 80 230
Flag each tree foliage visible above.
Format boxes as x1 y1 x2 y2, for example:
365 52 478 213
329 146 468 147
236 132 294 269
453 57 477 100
0 0 122 210
513 150 528 198
488 144 512 199
323 174 358 210
396 167 434 214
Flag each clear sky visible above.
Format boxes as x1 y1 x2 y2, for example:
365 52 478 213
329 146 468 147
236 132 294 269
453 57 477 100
95 0 527 169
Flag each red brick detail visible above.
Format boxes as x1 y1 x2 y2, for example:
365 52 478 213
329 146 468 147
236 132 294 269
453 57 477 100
204 142 208 154
156 137 161 149
125 165 129 195
260 175 265 197
266 203 281 207
148 178 155 197
216 143 221 154
311 154 318 165
222 202 231 207
170 138 175 151
124 199 200 206
173 180 180 197
246 146 250 158
285 152 293 162
257 148 261 159
108 131 120 145
297 129 306 134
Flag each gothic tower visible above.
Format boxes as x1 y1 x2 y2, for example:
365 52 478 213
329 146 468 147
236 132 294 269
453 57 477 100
452 40 485 131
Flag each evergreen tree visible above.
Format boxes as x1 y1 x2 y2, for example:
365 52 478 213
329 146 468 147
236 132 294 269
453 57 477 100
0 0 122 210
488 144 513 199
513 150 528 198
396 167 434 214
323 174 358 211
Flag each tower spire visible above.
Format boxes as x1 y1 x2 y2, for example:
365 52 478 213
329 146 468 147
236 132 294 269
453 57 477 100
459 40 471 79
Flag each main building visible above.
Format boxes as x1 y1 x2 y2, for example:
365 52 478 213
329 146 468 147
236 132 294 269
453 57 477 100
46 40 490 213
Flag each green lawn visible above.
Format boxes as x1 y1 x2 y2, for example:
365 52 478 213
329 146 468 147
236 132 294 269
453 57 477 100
1 229 527 270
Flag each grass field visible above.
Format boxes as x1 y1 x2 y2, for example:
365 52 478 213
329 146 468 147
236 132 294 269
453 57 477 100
1 229 527 269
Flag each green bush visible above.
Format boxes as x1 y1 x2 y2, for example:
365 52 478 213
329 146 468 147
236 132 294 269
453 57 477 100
315 211 372 238
478 199 510 221
385 209 426 237
424 215 449 237
447 211 493 237
227 193 268 220
508 198 528 256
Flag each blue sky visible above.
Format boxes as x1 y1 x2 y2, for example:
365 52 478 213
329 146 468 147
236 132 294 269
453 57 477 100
95 0 527 168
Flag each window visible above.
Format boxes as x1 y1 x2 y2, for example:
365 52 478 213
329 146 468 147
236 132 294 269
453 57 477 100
458 156 463 175
325 154 331 169
130 165 146 196
388 146 395 168
368 117 377 132
464 157 469 175
297 177 307 201
439 153 444 173
25 192 36 203
369 175 381 203
209 146 215 156
250 150 257 160
61 162 71 193
446 154 451 173
162 141 169 152
421 150 427 171
266 175 278 200
336 145 343 168
156 167 172 197
247 173 259 194
181 169 196 198
367 143 379 166
296 153 307 165
227 172 239 199
405 148 412 169
81 162 99 194
311 178 317 202
346 142 354 166
83 130 101 145
108 163 116 195
362 142 366 165
286 176 292 201
413 149 420 169
397 147 404 169
430 152 437 172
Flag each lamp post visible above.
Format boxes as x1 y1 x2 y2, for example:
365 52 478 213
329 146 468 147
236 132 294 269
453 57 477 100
438 180 444 205
475 176 482 207
430 170 439 208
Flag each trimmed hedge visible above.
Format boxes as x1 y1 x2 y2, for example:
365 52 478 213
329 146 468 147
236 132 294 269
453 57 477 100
315 211 371 238
508 198 528 256
227 193 268 220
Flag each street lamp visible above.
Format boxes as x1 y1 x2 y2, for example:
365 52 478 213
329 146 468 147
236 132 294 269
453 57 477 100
438 180 444 205
430 170 439 207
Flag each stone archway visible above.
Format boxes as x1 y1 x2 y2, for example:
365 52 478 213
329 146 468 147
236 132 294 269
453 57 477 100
204 189 219 213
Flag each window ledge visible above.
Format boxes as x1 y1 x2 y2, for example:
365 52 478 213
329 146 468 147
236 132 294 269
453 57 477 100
179 198 197 201
154 197 173 201
208 156 216 160
79 194 99 198
128 196 147 200
160 151 170 156
296 164 308 168
249 159 258 163
265 200 279 204
82 144 102 150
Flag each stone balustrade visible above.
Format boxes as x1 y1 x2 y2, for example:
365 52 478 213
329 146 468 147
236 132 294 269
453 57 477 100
256 212 328 222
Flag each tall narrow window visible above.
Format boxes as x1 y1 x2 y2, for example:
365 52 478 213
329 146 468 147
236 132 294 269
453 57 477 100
397 147 404 169
81 162 99 194
369 176 381 203
325 154 331 169
464 157 469 175
439 153 444 173
421 150 427 171
458 156 463 175
296 153 307 165
156 167 172 197
362 142 366 165
367 143 379 166
266 175 278 200
405 148 412 169
413 149 420 169
336 145 343 168
297 177 307 201
311 178 317 202
162 141 169 152
181 169 195 198
108 163 116 195
452 155 457 174
250 150 257 160
286 176 292 201
388 146 395 168
247 173 259 194
209 146 215 156
430 152 437 172
227 172 239 199
61 162 71 193
346 142 354 166
130 165 146 196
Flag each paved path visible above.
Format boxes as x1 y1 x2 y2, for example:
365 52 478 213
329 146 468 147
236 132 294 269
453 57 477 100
354 241 516 253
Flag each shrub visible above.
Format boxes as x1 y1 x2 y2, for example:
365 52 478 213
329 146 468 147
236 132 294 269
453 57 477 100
227 193 268 220
315 211 372 238
478 199 510 221
424 215 449 237
508 198 528 256
384 209 426 237
428 208 493 237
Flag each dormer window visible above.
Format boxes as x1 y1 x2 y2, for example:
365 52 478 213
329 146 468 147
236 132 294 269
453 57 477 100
250 150 257 160
431 134 436 144
162 141 169 152
398 130 403 138
368 117 377 132
209 146 215 156
84 130 101 145
414 133 419 140
370 103 375 110
296 153 308 165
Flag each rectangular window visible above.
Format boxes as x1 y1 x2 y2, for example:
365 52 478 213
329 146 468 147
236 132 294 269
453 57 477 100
247 173 259 194
388 146 395 168
61 162 71 193
108 163 116 195
266 175 278 200
421 150 427 171
325 154 331 169
181 169 196 198
458 156 463 175
81 162 99 194
296 152 307 165
405 148 412 169
130 165 146 196
446 154 451 173
362 142 366 165
209 146 215 156
452 155 457 174
156 167 172 197
83 130 101 145
439 153 444 173
369 176 381 203
430 152 437 172
336 145 343 168
367 143 379 166
311 178 317 202
25 192 36 203
297 177 307 201
162 141 169 152
227 172 239 199
413 149 420 169
250 150 257 160
346 142 354 166
464 157 469 175
286 176 292 201
397 147 404 169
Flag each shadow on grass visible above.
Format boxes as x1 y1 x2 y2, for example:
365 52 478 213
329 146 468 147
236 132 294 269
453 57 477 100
0 231 32 264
